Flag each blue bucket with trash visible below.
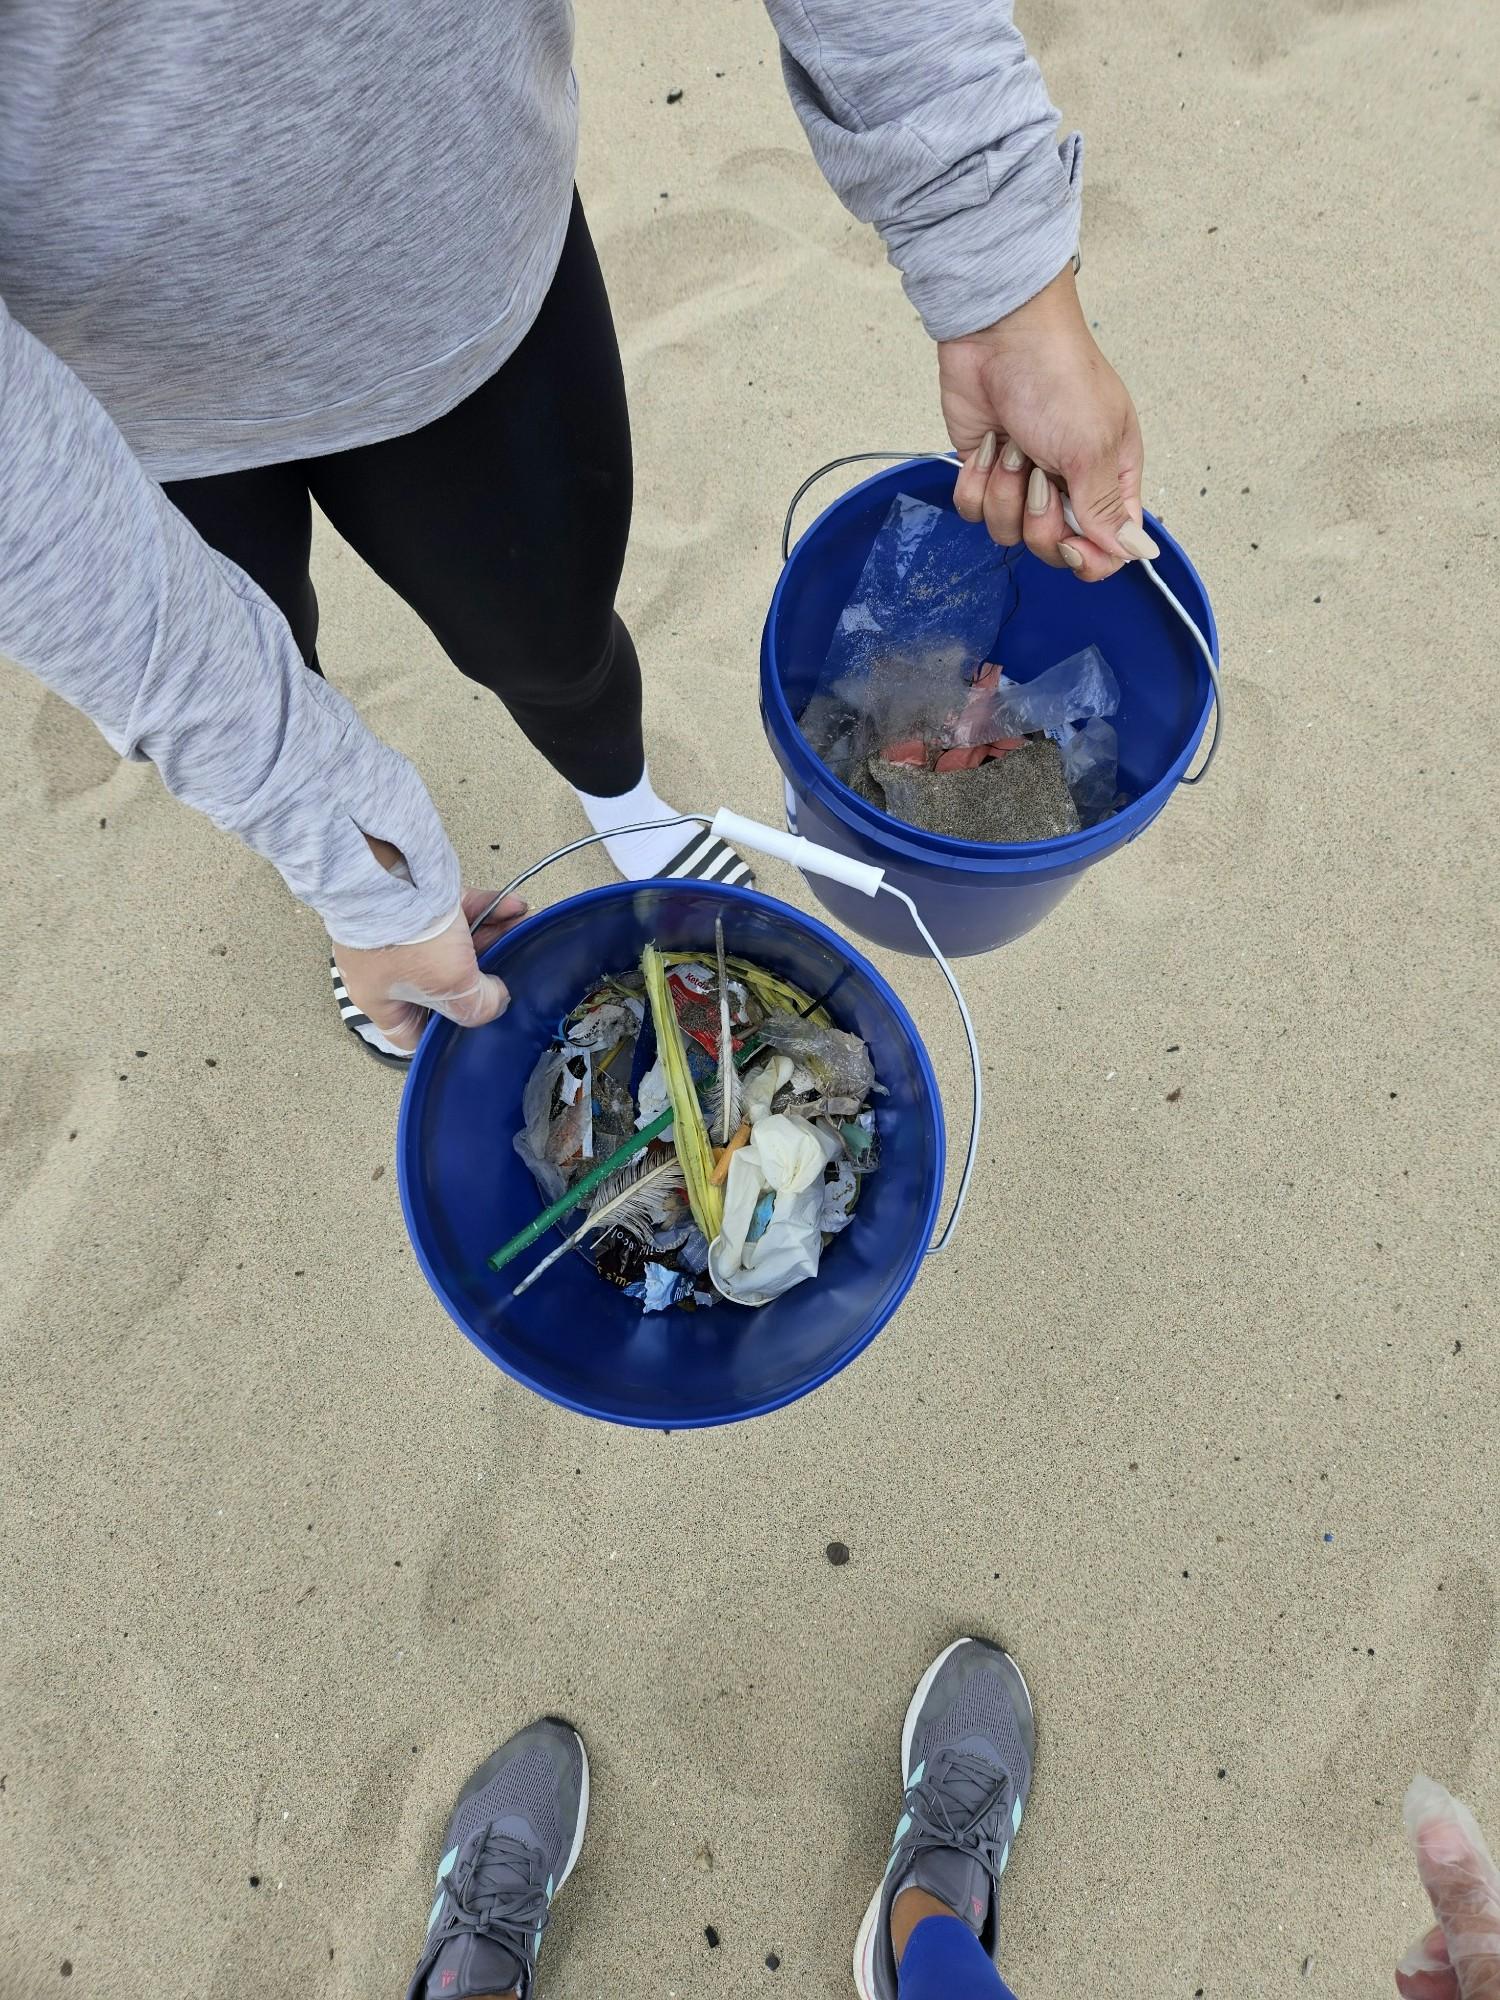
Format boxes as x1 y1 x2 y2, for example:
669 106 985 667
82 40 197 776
762 454 1222 957
398 830 979 1429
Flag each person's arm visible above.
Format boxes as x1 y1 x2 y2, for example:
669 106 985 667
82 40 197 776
0 294 459 951
765 0 1150 579
769 0 1080 341
0 296 520 1048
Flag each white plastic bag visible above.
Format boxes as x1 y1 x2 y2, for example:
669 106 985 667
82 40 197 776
709 1113 840 1306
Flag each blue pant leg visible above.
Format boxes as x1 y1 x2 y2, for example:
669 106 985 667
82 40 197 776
897 1914 1017 2000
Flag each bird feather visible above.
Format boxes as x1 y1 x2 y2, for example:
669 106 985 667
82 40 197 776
583 1155 685 1245
511 1157 683 1296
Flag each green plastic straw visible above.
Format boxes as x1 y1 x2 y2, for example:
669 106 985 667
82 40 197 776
485 1109 673 1273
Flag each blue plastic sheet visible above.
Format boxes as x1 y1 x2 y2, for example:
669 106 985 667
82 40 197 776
817 492 1015 701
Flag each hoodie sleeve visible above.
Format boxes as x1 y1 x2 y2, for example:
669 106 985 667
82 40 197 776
765 0 1083 340
0 295 460 949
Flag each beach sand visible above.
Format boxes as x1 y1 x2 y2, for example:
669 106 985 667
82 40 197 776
2 0 1497 1993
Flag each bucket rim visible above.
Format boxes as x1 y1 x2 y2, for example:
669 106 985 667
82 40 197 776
761 460 1220 868
395 877 947 1428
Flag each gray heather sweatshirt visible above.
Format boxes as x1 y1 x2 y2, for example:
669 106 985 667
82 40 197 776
0 2 1081 947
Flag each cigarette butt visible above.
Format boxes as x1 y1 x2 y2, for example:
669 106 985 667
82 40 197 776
711 1122 752 1185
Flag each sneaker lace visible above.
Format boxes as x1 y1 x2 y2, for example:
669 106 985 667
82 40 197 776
906 1751 1013 1878
440 1827 551 1963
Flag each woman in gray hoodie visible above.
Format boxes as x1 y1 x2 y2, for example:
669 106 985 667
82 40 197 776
0 1 1150 1058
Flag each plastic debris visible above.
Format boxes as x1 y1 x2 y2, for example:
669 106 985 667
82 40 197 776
795 492 1128 838
946 646 1119 746
514 1048 594 1200
820 1157 859 1235
1059 715 1120 827
708 1113 841 1306
757 1012 876 1116
816 491 1013 695
563 995 642 1051
626 1262 694 1313
635 1053 673 1134
510 945 882 1312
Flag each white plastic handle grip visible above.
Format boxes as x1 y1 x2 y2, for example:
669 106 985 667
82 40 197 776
712 808 885 899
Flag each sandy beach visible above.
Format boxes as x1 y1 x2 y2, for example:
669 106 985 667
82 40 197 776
3 0 1497 1994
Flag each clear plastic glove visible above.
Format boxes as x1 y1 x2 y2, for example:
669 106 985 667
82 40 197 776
1398 1775 1500 2000
332 889 528 1056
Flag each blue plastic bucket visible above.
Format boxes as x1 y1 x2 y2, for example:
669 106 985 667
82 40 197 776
762 457 1220 956
397 880 945 1428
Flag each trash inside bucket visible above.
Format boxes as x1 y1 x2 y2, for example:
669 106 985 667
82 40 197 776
397 881 944 1428
762 457 1220 957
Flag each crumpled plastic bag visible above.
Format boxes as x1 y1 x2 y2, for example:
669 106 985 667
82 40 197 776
799 501 1125 837
758 1012 876 1115
943 645 1119 747
821 493 1013 695
741 1053 794 1126
513 1046 592 1202
797 493 1017 787
1058 716 1120 828
709 1113 840 1306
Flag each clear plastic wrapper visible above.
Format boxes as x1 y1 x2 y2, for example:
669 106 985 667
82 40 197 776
513 1046 593 1201
758 1011 876 1114
819 493 1012 695
944 645 1119 747
1059 716 1120 828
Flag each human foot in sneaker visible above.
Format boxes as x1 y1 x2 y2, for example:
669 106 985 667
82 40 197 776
405 1718 588 2000
853 1638 1035 1999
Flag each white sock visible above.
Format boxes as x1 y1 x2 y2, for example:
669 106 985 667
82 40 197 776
573 768 695 880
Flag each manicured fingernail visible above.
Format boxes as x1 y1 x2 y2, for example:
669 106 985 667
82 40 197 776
1058 541 1084 569
975 430 998 471
1001 441 1026 473
1118 521 1160 561
1027 466 1051 515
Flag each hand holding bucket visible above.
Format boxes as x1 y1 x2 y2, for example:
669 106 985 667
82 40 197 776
768 453 1223 957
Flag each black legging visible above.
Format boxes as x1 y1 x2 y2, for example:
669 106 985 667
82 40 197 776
163 194 643 799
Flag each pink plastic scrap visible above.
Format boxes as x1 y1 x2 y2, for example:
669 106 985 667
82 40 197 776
883 662 1027 774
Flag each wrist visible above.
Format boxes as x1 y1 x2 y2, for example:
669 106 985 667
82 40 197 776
956 261 1086 349
391 900 464 949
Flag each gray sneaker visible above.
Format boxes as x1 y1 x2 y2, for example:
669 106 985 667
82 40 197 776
405 1718 589 2000
853 1638 1035 2000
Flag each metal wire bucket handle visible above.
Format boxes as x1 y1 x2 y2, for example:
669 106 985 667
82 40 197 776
779 450 1222 784
470 810 981 1257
